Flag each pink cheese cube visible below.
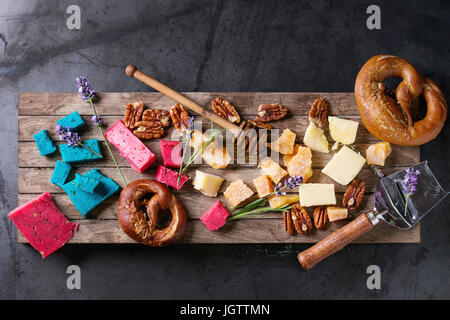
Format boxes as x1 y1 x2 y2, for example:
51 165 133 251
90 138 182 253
9 192 78 259
160 140 182 168
105 120 155 173
155 165 188 190
200 200 230 231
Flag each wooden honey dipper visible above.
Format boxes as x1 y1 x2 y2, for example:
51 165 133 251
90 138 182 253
125 64 266 153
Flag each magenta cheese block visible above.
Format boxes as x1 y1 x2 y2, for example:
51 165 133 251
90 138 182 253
159 140 182 168
200 200 230 231
104 120 156 173
155 165 188 190
8 192 78 259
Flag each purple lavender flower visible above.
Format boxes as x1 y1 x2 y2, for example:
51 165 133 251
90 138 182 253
370 165 385 178
274 182 287 197
91 115 103 126
185 116 195 139
76 76 95 101
55 124 80 147
285 175 303 189
403 168 420 196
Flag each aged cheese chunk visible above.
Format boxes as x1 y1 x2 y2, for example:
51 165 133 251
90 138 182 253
328 116 359 145
298 183 336 207
303 122 329 153
223 179 254 207
286 145 313 182
202 144 231 169
322 145 366 185
258 157 288 184
193 170 224 197
253 175 274 198
327 206 348 222
269 194 299 208
366 142 392 166
270 129 296 154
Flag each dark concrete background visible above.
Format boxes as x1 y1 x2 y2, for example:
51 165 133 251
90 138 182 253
0 0 449 299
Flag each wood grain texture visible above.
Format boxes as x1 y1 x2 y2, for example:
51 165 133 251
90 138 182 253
18 218 420 244
17 92 421 244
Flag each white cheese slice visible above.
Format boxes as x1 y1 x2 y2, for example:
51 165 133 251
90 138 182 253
298 183 336 207
322 145 366 185
328 116 359 145
193 170 224 197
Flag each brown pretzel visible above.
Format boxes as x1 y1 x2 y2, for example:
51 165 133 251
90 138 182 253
118 179 187 246
355 55 447 146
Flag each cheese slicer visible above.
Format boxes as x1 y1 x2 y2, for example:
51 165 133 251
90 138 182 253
297 161 448 270
125 65 267 154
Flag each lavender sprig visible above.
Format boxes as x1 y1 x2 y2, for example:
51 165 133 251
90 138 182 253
55 125 102 158
77 76 127 186
402 168 420 218
370 164 385 178
227 175 303 221
177 120 220 186
177 116 195 186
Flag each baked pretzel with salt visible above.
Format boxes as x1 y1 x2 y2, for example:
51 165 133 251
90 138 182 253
118 179 186 246
354 55 447 146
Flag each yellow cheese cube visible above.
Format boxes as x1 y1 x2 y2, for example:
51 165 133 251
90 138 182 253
224 179 254 207
283 144 300 166
269 194 299 208
298 183 336 207
328 116 359 145
286 145 313 182
270 129 296 155
202 144 231 169
253 175 274 198
303 122 329 153
193 170 224 197
321 145 366 185
258 157 288 184
327 206 348 222
366 142 392 166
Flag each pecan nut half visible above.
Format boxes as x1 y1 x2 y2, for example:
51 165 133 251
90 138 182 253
170 104 191 135
313 207 328 230
133 121 164 139
124 101 144 129
343 179 366 210
309 97 328 128
283 211 294 235
256 104 288 122
212 98 240 124
289 204 313 235
143 109 171 127
246 120 272 130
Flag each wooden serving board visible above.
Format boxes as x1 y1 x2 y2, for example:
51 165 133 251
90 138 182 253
17 92 421 244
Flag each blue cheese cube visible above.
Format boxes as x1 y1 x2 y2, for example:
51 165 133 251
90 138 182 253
56 111 85 130
33 129 56 156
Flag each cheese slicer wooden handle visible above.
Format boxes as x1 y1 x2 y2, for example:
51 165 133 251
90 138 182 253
297 213 376 270
125 64 242 136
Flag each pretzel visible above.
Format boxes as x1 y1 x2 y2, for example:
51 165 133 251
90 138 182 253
355 55 447 146
118 179 186 246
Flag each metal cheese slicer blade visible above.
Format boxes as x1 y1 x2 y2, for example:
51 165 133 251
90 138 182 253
298 161 448 270
374 161 448 229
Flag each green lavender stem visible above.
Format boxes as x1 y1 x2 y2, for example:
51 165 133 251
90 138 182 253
227 205 292 221
89 99 127 186
78 142 103 158
177 137 190 186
